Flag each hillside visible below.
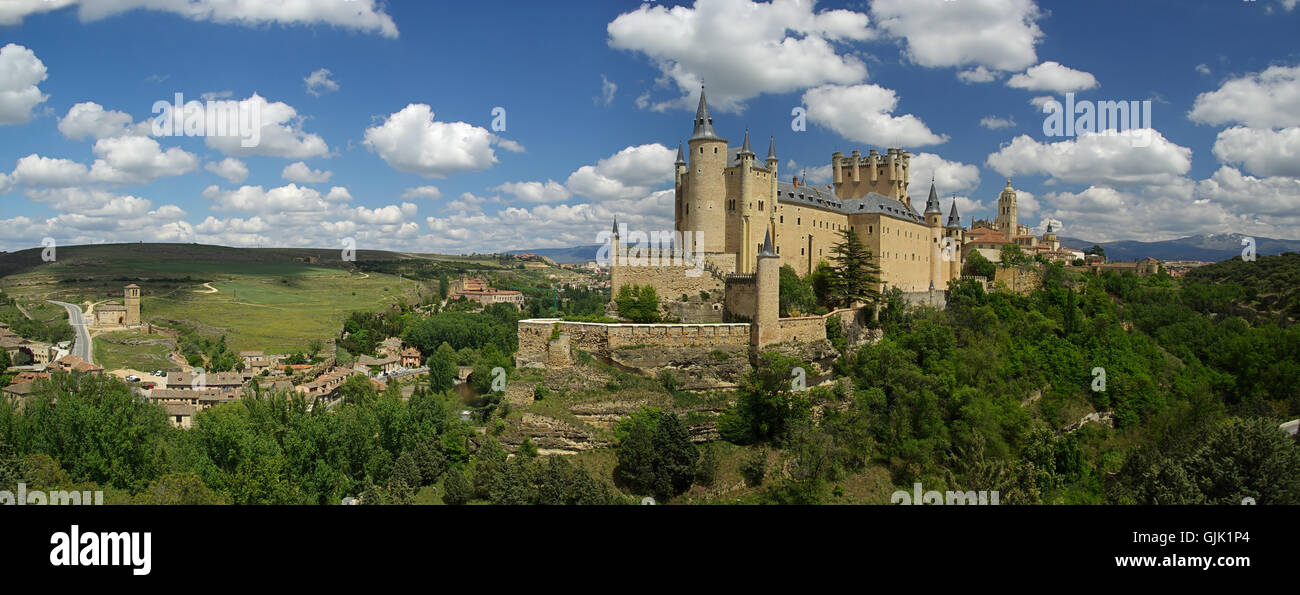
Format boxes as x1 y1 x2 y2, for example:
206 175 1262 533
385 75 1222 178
1060 233 1300 262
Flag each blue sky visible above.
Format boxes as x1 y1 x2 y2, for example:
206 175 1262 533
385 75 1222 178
1 0 1298 253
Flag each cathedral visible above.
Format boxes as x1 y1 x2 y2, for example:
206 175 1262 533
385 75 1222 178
672 88 964 294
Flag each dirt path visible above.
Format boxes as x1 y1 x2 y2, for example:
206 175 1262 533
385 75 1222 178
194 282 219 294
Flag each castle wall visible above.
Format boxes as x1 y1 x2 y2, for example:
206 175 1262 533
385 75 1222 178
515 319 750 367
723 276 757 321
993 265 1042 295
777 316 827 344
611 263 723 303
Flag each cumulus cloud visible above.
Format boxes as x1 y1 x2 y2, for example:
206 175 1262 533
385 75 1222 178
205 157 249 183
187 93 329 159
0 0 398 37
491 180 572 204
363 103 520 178
906 152 981 198
1189 64 1300 128
88 135 199 184
1006 61 1099 93
203 183 352 214
57 102 140 139
1196 166 1300 217
11 154 89 187
957 67 997 84
281 161 332 184
0 43 49 125
565 143 676 201
985 131 1192 186
871 0 1043 72
1211 126 1300 178
802 84 948 147
304 68 339 97
607 0 873 112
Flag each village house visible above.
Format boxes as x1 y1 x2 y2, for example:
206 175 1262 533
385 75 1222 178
296 367 362 399
355 354 400 376
400 347 422 368
453 278 524 309
166 370 246 395
50 355 104 375
164 403 195 429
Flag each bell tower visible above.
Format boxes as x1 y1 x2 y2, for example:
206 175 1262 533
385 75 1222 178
124 284 141 325
996 179 1018 242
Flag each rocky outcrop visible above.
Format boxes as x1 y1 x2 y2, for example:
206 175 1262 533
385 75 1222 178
609 344 751 390
501 412 611 455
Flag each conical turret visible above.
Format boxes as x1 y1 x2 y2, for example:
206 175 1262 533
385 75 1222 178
690 87 720 141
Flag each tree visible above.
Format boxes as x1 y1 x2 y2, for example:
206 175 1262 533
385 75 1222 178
391 451 423 489
827 228 882 309
438 276 449 300
425 342 457 393
135 473 225 505
650 412 698 499
999 243 1029 267
442 467 470 505
615 284 660 323
307 339 323 358
964 250 996 279
718 351 813 445
1086 244 1106 260
695 444 721 486
779 264 817 316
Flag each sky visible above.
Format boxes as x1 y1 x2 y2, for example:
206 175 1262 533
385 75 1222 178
0 0 1298 254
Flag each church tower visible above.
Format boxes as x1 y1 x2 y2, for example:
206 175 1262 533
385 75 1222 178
124 284 141 325
683 87 728 254
996 179 1018 242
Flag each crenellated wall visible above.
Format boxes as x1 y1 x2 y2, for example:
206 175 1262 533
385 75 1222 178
516 319 751 367
778 315 827 344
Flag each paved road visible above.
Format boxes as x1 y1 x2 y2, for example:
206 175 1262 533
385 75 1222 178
48 301 92 364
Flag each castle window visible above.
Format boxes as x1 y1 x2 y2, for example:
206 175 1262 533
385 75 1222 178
714 147 719 154
780 216 784 223
758 201 764 211
797 218 801 225
800 247 805 255
700 147 703 154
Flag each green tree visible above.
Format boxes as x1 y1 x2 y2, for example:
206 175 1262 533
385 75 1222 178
442 467 471 505
425 342 457 393
718 351 812 445
615 284 661 323
827 228 882 309
136 473 226 505
964 250 996 279
779 264 818 316
999 243 1028 267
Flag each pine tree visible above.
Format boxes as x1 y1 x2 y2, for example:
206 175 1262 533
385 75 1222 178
827 228 882 309
441 467 471 505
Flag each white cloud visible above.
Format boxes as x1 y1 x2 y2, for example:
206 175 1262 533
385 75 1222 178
607 0 873 112
304 68 339 97
1029 95 1054 110
1006 61 1099 93
0 0 398 37
906 152 981 198
802 84 948 147
0 43 49 125
565 143 676 201
363 103 517 178
1211 126 1300 178
203 183 352 214
1195 63 1212 76
57 102 138 139
957 66 997 84
871 0 1043 72
281 161 332 184
597 75 617 106
205 158 249 183
784 160 833 185
11 154 89 187
195 93 329 159
979 115 1017 130
986 131 1192 186
88 135 199 184
491 180 572 204
1196 166 1300 217
1189 64 1300 128
401 186 443 200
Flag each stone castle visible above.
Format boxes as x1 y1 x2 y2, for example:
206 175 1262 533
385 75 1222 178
93 284 142 327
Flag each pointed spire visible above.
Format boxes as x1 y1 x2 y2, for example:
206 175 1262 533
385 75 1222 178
612 217 619 235
739 129 754 158
690 86 720 141
1046 222 1055 234
766 136 777 161
675 142 685 166
924 178 942 215
759 229 775 258
946 198 962 228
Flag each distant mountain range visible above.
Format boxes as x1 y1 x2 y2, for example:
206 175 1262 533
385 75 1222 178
1059 233 1300 262
511 233 1300 265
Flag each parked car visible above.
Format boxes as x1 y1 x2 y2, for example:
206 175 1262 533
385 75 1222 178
141 383 155 390
125 375 140 382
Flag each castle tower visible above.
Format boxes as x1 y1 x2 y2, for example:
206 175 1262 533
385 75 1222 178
923 180 944 289
753 230 780 349
1044 222 1059 252
996 179 1018 242
738 129 756 273
673 143 686 230
684 87 728 254
765 136 779 259
124 284 141 325
945 200 964 283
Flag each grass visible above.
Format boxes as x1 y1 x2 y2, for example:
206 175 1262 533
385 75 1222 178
92 330 177 372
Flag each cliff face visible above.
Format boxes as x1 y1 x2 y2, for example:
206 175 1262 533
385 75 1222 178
609 344 750 390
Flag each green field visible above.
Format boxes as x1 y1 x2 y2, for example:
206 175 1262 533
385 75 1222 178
92 330 177 372
143 269 426 353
